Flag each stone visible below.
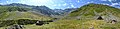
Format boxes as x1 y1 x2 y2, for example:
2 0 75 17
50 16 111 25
6 25 24 29
110 20 117 24
36 21 44 26
97 16 103 20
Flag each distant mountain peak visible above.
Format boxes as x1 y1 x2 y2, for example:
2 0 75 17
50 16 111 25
9 3 22 5
0 3 77 17
3 3 30 7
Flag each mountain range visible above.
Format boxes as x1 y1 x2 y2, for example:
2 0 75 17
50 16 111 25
0 3 77 17
0 3 120 29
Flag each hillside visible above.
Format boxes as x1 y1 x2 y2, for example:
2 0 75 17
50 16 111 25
69 3 120 16
0 6 52 20
65 3 120 20
0 6 31 20
0 6 54 28
1 3 120 29
18 3 120 29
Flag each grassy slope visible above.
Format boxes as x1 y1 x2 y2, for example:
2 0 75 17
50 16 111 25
69 3 120 17
4 19 117 29
1 3 120 29
1 11 52 21
18 3 120 29
0 6 31 20
0 19 120 29
0 6 53 28
0 6 52 21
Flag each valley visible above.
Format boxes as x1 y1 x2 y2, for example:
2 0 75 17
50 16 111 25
0 3 120 29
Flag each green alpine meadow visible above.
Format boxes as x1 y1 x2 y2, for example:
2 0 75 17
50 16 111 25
0 3 120 29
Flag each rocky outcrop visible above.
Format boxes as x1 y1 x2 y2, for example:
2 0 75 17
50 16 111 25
6 25 24 29
36 21 45 26
94 10 119 23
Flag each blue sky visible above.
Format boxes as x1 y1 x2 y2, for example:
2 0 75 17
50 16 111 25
0 0 120 9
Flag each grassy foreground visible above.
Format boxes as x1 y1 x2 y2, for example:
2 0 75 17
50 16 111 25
0 19 118 29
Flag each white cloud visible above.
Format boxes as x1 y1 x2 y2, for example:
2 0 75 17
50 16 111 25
17 0 54 6
77 0 80 3
10 0 13 1
6 1 9 3
0 3 3 4
110 3 119 6
108 0 112 2
67 7 70 8
102 3 109 5
53 4 57 6
70 3 72 4
105 4 109 5
87 2 90 4
101 0 107 1
63 3 67 6
86 1 94 4
58 4 62 6
71 4 74 7
90 1 94 3
108 0 117 2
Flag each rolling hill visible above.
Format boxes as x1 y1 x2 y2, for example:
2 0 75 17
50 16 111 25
20 3 120 29
65 3 120 21
1 3 120 29
0 6 54 28
0 6 52 21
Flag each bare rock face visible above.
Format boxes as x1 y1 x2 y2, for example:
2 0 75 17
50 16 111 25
6 25 24 29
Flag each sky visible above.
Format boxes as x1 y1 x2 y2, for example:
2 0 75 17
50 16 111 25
0 0 120 9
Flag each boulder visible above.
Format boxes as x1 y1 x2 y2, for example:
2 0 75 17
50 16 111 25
6 25 24 29
36 21 44 26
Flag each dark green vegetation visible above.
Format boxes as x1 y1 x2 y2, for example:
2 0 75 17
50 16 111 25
0 19 37 27
0 19 53 27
